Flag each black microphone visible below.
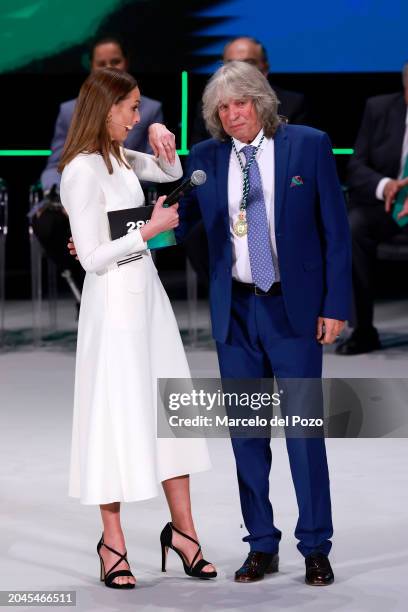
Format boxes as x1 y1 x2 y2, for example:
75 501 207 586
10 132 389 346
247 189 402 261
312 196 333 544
164 170 207 206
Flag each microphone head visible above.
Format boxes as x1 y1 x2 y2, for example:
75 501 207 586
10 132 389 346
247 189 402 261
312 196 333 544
191 170 207 186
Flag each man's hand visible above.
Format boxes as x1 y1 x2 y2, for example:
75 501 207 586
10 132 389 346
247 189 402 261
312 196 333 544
384 177 408 213
396 196 408 220
316 317 345 345
148 123 176 164
68 237 78 259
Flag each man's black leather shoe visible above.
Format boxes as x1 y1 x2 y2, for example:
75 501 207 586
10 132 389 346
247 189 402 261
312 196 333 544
335 329 381 355
234 551 279 583
305 553 334 586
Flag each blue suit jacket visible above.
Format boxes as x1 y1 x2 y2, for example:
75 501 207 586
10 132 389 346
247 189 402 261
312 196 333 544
176 124 352 343
41 95 163 190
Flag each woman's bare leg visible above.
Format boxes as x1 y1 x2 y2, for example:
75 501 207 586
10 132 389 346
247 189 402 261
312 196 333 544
162 475 216 573
99 502 136 586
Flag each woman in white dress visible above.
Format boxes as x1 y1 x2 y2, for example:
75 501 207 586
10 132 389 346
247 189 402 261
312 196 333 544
59 68 216 588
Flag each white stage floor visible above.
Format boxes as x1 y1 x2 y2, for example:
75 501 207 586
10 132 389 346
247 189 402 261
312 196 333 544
0 299 407 611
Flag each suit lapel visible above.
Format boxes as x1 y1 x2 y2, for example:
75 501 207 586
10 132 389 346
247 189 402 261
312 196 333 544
274 124 290 229
215 140 232 231
389 93 406 172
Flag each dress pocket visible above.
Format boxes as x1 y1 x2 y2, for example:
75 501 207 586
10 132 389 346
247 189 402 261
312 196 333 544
107 261 147 332
118 256 147 293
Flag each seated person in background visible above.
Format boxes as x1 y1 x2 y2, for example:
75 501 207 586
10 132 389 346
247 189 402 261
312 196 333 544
33 35 164 304
336 62 408 355
41 35 163 191
191 36 308 145
186 36 308 288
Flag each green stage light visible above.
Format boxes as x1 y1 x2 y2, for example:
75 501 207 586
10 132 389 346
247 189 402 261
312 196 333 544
0 0 121 73
0 68 354 160
180 71 189 155
0 72 192 158
0 148 353 157
0 150 51 156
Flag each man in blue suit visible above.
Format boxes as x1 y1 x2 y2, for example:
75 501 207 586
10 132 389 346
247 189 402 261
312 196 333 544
41 36 163 191
177 61 351 585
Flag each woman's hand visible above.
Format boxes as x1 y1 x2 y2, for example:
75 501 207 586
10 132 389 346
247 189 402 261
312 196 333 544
148 123 176 164
140 195 179 241
68 195 179 251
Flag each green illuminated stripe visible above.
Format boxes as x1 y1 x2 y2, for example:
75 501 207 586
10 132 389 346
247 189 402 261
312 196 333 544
0 145 354 159
180 70 189 155
0 150 51 156
0 148 354 157
0 148 190 158
0 148 190 157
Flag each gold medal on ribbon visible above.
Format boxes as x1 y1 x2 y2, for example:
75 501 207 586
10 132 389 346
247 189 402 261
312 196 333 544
233 211 248 237
231 134 264 239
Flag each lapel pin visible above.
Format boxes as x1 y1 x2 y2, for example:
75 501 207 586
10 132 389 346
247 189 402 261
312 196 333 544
290 175 304 188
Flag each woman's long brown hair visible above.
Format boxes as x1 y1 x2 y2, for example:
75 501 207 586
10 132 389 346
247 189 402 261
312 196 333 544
58 68 138 175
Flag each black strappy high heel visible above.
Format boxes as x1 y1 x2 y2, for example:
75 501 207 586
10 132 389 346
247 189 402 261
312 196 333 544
160 522 217 579
97 534 135 589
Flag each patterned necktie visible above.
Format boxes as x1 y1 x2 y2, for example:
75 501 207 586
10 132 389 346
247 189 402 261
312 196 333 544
241 145 276 291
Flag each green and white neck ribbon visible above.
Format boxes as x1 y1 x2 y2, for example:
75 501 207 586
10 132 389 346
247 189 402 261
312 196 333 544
231 134 265 212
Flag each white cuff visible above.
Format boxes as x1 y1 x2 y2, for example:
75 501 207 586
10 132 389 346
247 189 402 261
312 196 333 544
376 177 392 201
115 228 148 267
126 227 148 255
157 153 183 179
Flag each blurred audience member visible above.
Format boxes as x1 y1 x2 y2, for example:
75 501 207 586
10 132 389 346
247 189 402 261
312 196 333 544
41 35 163 191
337 63 408 355
191 36 308 144
33 35 163 307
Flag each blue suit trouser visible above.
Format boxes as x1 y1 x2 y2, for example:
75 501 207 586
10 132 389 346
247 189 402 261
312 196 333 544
216 287 333 557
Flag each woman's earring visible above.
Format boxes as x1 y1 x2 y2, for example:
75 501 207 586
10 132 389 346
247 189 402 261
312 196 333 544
106 114 112 123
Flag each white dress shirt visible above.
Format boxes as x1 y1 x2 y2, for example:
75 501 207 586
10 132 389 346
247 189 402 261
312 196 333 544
228 129 280 283
376 106 408 200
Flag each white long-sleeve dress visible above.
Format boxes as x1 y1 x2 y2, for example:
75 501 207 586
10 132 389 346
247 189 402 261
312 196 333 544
60 149 211 505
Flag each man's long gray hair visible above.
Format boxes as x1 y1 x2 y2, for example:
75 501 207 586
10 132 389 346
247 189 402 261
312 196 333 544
202 60 281 141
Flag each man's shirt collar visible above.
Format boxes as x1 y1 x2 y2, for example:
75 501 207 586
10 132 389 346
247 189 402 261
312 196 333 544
232 128 268 152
